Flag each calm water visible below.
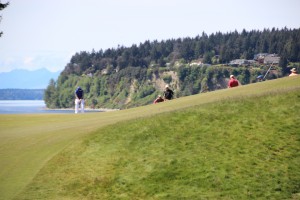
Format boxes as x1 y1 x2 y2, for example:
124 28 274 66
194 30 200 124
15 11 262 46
0 100 86 114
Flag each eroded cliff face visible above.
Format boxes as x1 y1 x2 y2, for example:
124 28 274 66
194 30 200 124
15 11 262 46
119 70 180 107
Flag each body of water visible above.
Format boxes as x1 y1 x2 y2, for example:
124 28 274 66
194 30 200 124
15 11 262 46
0 100 99 114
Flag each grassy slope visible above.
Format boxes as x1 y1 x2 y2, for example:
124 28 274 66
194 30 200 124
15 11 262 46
0 76 299 200
16 89 300 199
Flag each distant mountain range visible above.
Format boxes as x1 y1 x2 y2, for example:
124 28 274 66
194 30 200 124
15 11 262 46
0 68 61 89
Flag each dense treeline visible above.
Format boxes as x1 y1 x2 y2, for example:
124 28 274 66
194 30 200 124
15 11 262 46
62 27 300 76
45 28 300 109
0 89 44 100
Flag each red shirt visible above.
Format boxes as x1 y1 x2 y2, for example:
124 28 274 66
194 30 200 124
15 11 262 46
228 79 239 88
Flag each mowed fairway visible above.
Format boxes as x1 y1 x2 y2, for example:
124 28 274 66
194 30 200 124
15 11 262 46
0 76 299 200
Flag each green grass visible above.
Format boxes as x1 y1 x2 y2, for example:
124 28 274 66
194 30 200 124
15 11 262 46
0 76 299 199
14 90 300 200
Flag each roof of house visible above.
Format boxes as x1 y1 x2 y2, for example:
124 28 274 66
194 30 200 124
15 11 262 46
264 55 280 64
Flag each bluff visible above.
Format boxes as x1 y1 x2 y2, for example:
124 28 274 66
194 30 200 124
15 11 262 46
44 28 300 109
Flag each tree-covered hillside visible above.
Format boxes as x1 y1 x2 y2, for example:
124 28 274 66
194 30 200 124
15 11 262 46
44 28 300 109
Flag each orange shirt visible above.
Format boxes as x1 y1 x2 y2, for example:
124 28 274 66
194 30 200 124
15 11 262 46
289 72 298 76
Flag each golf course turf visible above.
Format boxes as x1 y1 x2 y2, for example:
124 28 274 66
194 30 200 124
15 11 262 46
0 76 299 199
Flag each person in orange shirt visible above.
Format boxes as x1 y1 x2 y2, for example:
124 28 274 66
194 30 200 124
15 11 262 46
289 68 298 76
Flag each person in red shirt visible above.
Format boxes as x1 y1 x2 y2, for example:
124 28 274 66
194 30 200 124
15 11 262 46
228 75 239 88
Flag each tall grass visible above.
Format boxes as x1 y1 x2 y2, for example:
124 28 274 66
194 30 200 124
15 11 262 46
15 89 300 199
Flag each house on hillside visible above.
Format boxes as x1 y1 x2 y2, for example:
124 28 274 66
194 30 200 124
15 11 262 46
229 59 249 66
254 53 269 64
254 53 280 64
254 53 269 60
247 60 256 65
264 54 280 64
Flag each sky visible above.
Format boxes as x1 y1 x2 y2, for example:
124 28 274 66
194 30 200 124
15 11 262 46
0 0 299 73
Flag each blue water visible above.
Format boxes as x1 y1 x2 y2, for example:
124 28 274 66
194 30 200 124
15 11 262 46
0 100 99 114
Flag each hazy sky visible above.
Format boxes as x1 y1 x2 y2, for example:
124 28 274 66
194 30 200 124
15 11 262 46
0 0 299 72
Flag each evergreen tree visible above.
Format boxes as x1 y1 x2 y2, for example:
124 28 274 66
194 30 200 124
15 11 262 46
279 56 289 75
44 79 58 109
0 1 9 37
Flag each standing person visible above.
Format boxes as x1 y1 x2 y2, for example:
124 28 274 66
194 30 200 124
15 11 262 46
153 95 164 104
228 75 239 88
163 85 174 100
75 86 85 114
289 68 298 76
